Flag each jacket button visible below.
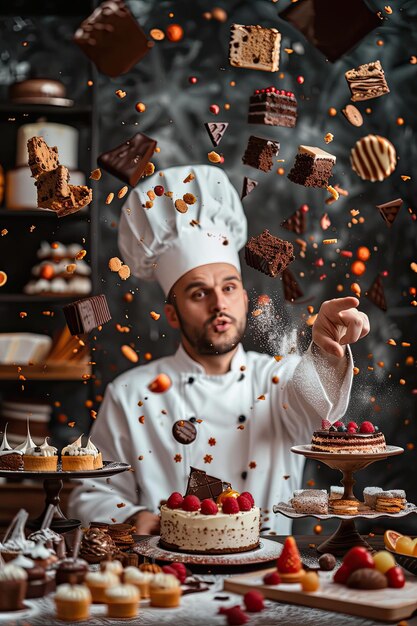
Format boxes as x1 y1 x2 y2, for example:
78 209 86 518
241 471 247 480
189 417 197 423
238 415 246 423
187 377 195 384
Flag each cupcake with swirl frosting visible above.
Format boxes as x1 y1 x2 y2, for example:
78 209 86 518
61 435 94 471
55 583 92 622
105 583 140 619
150 572 182 608
85 570 118 603
85 436 103 469
23 437 58 471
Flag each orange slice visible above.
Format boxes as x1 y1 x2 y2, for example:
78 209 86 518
384 529 403 551
0 271 7 287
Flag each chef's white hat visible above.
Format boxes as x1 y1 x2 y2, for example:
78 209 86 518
118 164 247 296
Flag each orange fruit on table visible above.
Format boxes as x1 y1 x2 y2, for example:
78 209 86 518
216 489 240 505
0 271 7 287
395 535 414 556
302 571 320 592
383 529 403 552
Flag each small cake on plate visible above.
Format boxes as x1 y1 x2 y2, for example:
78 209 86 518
123 567 154 599
105 583 140 619
375 490 406 513
291 489 328 514
10 554 48 599
0 563 27 611
0 425 24 470
61 435 94 471
149 573 181 608
100 559 123 579
85 436 103 469
311 420 386 454
363 487 383 509
330 486 344 501
329 499 359 515
23 437 58 471
55 583 92 622
85 570 119 603
55 557 89 585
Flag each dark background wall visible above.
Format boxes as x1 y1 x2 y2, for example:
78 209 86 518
0 0 416 534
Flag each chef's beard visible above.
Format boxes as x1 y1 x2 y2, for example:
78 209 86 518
174 308 246 355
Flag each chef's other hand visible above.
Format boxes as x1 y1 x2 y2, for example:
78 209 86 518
134 510 160 536
312 297 370 358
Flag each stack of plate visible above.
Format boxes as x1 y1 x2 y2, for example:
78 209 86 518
0 398 51 446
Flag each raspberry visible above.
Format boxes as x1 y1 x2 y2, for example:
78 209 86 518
237 496 252 511
222 498 240 514
154 185 164 196
200 498 218 515
359 421 375 434
347 427 357 433
244 590 265 612
169 562 187 583
321 419 332 430
263 571 281 585
347 421 358 430
240 492 254 507
167 492 184 509
162 565 179 579
333 421 344 428
182 495 201 512
225 606 249 625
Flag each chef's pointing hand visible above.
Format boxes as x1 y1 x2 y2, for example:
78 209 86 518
312 297 370 358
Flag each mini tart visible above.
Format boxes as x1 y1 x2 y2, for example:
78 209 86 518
85 571 118 603
23 454 58 471
61 454 94 471
85 437 103 469
55 583 92 622
150 573 181 608
94 451 103 470
105 584 140 619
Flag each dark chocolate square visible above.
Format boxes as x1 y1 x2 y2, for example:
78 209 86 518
279 0 381 62
98 132 157 187
63 295 111 335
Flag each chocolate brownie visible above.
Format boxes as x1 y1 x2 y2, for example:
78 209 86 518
229 24 281 72
287 145 336 188
27 136 59 178
35 166 71 209
98 132 157 186
245 230 294 277
248 87 297 127
242 135 280 172
74 0 153 77
345 60 389 102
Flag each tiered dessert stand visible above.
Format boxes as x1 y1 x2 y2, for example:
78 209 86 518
0 461 130 533
273 445 416 555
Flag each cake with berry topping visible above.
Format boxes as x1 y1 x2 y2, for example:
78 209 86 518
311 420 386 454
248 86 297 127
159 467 260 554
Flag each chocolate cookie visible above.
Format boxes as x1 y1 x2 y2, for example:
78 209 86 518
347 568 387 589
172 420 197 444
27 136 59 177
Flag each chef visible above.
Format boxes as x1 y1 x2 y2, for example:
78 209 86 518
69 164 369 535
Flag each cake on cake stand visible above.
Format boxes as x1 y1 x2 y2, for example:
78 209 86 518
273 445 413 555
0 461 130 533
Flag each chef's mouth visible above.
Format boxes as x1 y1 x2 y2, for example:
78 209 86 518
207 314 234 333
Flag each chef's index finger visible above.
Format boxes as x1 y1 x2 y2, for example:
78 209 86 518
322 297 360 319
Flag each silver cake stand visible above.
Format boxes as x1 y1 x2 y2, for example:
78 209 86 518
0 461 131 533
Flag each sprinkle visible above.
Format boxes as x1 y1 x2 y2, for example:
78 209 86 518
326 185 339 202
353 367 360 375
150 311 160 321
323 238 337 244
401 175 411 181
204 454 213 464
249 461 257 469
174 454 182 462
252 309 263 317
118 265 131 280
75 249 87 260
208 438 216 446
105 193 114 204
208 151 222 163
115 89 126 99
116 502 126 508
118 186 129 199
150 28 165 40
324 133 334 144
183 173 195 183
135 102 146 113
90 168 101 180
121 345 138 363
139 416 145 424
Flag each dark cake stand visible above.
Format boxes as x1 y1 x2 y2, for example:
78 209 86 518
283 445 404 555
0 461 131 533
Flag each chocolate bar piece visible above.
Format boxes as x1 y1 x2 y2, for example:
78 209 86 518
366 275 387 312
63 294 111 335
241 177 258 200
229 24 281 72
376 198 402 227
98 132 157 186
27 136 59 178
279 0 381 62
281 207 307 235
74 0 153 77
282 269 303 302
345 60 389 102
185 467 227 501
204 122 229 147
245 230 294 277
288 145 336 188
242 136 280 172
35 166 71 209
248 87 297 128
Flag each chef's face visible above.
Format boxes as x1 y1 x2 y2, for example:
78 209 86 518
164 263 248 355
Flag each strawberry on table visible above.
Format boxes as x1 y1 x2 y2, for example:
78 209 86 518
277 536 302 573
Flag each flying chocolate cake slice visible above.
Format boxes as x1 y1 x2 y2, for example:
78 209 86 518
98 132 157 186
245 230 294 277
248 86 297 127
287 145 336 188
242 136 280 172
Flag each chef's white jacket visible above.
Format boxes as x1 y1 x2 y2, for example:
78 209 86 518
69 342 353 534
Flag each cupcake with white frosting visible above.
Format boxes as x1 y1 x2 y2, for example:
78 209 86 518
55 583 92 622
85 436 103 469
61 435 94 471
150 572 182 608
100 559 123 578
23 437 58 471
105 583 140 618
0 424 23 471
0 563 28 611
85 570 118 603
123 567 154 598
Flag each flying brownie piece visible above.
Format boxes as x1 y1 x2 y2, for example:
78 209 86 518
27 136 59 178
345 60 389 102
279 0 381 62
376 198 402 227
248 87 297 128
287 145 336 188
366 275 387 312
54 185 93 217
229 24 281 72
98 132 157 186
245 230 294 277
241 177 258 200
281 268 303 302
63 294 111 335
281 207 306 235
204 122 229 147
242 135 280 172
73 0 153 77
35 166 71 209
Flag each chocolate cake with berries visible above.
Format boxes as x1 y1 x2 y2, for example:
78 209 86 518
159 467 260 554
311 420 386 454
248 86 297 127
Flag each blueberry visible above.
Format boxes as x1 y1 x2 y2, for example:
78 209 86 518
337 425 347 432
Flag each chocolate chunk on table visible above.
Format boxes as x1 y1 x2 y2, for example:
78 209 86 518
279 0 381 62
345 60 389 102
98 132 157 186
73 0 153 77
63 294 111 335
242 136 280 172
245 230 294 277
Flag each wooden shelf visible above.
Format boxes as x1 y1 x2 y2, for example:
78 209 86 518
0 294 90 303
0 362 92 381
0 103 92 123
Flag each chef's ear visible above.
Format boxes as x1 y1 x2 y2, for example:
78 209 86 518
164 303 180 329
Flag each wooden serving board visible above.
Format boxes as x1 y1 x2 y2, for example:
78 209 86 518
224 568 417 622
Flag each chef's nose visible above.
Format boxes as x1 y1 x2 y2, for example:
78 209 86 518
210 287 227 312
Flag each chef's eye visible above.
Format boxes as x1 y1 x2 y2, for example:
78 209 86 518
224 284 236 293
192 290 206 300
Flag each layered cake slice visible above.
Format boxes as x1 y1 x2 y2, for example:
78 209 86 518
311 420 386 454
159 467 260 554
242 135 280 172
248 87 297 127
288 145 336 188
245 230 294 277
